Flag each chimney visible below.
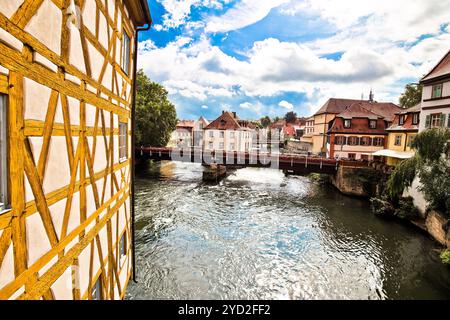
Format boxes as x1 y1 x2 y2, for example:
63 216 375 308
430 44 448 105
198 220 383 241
232 112 237 118
369 89 374 103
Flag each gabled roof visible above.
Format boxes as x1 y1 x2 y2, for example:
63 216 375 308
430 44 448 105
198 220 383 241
198 116 210 125
335 102 401 121
358 101 402 121
315 98 366 115
337 103 383 120
421 50 450 83
204 112 242 130
396 104 421 115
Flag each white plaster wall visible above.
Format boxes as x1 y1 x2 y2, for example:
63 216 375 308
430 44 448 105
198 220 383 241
98 12 109 51
51 266 73 300
1 0 23 18
77 244 91 295
26 212 52 266
42 137 71 194
82 0 97 35
69 24 87 74
87 42 104 82
25 0 62 55
0 27 23 51
24 78 52 121
404 177 428 216
49 197 67 240
0 245 15 288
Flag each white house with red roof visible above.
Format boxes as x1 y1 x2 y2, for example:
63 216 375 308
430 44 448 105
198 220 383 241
203 111 255 152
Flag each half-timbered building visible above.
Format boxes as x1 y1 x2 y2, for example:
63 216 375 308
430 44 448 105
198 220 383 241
0 0 151 300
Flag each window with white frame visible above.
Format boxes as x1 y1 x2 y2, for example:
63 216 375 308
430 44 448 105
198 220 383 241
220 131 224 138
209 131 214 138
230 131 235 138
344 119 351 128
0 95 8 213
119 122 128 162
369 120 377 129
230 143 235 150
431 113 442 128
122 31 131 75
399 115 405 125
219 142 224 149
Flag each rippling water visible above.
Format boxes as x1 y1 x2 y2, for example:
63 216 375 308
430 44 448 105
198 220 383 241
126 161 450 300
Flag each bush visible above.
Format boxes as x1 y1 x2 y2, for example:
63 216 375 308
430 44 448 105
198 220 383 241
440 250 450 266
394 197 420 220
308 173 331 185
370 196 395 217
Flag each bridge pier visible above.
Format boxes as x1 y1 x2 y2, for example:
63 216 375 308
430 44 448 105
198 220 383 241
202 164 228 182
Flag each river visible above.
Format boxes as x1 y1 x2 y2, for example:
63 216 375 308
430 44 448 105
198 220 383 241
126 161 450 300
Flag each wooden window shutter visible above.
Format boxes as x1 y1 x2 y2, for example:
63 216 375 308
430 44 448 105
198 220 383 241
425 115 431 128
440 114 446 127
448 114 450 128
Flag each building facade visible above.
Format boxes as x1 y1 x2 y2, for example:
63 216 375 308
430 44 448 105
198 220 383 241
376 105 420 166
419 50 450 132
204 111 254 152
0 0 151 300
327 102 401 160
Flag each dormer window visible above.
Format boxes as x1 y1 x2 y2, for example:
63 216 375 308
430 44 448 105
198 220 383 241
399 115 405 125
344 119 351 128
432 83 443 99
369 120 377 129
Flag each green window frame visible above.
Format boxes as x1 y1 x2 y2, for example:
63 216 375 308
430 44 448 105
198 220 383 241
431 84 443 99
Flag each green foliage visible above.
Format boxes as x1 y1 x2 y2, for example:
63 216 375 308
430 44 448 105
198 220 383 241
440 250 450 266
399 84 423 109
284 111 297 124
387 128 450 216
386 156 417 199
411 128 450 162
395 197 421 219
260 116 272 128
135 70 177 147
308 173 331 185
370 196 395 217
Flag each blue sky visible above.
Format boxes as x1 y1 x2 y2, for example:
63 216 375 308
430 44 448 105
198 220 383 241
138 0 450 120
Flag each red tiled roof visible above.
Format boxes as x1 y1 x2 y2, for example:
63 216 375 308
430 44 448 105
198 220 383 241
338 103 382 120
315 98 367 115
177 120 195 128
328 101 401 134
283 125 296 136
422 49 450 82
204 112 242 130
356 101 401 122
387 106 420 132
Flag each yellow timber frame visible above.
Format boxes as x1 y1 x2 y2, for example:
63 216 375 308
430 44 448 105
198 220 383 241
0 0 137 300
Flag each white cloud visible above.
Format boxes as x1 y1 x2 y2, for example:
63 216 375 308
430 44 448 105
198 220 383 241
156 0 231 30
139 0 450 115
278 101 294 110
201 105 209 109
240 102 253 109
205 0 289 33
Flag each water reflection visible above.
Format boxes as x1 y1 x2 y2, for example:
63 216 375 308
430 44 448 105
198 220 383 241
127 161 450 300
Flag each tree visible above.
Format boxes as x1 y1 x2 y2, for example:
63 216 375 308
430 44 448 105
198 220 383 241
135 69 178 147
260 116 272 128
386 128 450 215
284 111 297 124
399 84 423 109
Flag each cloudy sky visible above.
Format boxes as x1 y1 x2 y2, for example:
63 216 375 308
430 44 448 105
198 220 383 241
138 0 450 120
